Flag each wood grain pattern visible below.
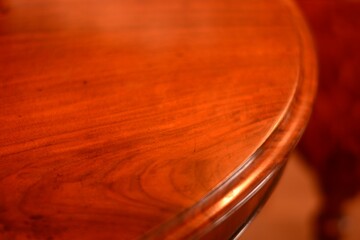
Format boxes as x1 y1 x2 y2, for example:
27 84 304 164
0 0 316 239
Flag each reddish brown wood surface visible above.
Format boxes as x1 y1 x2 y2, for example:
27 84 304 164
0 0 316 239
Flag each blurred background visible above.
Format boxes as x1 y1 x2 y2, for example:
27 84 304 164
247 0 360 239
242 153 360 240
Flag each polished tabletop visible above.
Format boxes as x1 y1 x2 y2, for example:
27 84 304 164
0 0 316 239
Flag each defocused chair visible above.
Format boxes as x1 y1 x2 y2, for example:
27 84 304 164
296 1 360 239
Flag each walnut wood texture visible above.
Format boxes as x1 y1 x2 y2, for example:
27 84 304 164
0 0 316 239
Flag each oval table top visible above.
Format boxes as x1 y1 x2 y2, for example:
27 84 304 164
0 0 316 239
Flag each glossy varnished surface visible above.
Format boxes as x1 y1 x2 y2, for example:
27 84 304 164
0 0 316 239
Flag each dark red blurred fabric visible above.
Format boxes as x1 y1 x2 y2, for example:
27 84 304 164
297 0 360 199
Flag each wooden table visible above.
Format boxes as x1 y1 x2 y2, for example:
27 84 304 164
0 0 316 239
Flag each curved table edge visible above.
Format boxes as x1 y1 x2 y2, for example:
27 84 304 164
142 0 318 238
